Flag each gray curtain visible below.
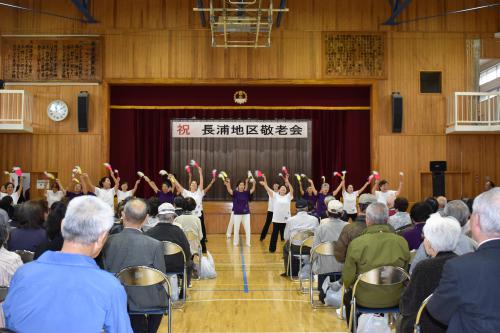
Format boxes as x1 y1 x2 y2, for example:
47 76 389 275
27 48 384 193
170 121 312 200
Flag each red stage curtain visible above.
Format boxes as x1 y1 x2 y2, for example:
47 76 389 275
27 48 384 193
110 108 371 199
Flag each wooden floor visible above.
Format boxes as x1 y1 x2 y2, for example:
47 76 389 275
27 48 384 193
159 234 348 333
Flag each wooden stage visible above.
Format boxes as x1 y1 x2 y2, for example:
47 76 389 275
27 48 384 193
203 202 298 234
162 234 348 333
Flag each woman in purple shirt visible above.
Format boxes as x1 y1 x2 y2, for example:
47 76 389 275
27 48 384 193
299 178 318 209
224 178 256 247
316 181 342 219
144 177 175 204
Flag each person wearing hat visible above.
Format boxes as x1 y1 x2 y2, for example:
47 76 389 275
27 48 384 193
146 202 193 288
334 193 377 263
282 199 319 277
313 200 348 303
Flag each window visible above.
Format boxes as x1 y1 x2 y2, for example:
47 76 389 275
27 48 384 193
479 63 500 86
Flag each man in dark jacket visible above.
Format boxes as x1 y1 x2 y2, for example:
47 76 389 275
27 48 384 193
427 188 500 333
146 203 193 288
100 198 166 333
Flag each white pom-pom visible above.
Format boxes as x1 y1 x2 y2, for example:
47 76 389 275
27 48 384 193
300 173 307 178
342 170 347 175
3 171 10 175
137 171 145 178
278 173 283 177
114 169 119 174
247 170 253 179
159 170 168 176
399 172 404 176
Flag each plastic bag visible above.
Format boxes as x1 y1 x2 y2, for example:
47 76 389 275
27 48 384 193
167 274 179 301
298 255 311 280
200 251 217 279
321 277 343 308
357 314 391 333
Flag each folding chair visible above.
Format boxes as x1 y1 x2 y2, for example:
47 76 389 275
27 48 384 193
116 266 173 333
309 241 342 309
287 229 315 281
298 236 314 293
162 241 187 308
348 265 410 332
15 250 34 263
184 230 202 280
414 293 433 333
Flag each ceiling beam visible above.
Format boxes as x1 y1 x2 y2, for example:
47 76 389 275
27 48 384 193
70 0 98 23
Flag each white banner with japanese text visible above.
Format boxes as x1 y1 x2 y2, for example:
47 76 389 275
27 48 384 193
172 120 308 138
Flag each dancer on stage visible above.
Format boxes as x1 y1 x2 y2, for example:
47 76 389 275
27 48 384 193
170 161 215 252
316 179 343 219
298 176 318 210
341 173 371 222
371 172 404 205
1 178 24 205
224 177 256 247
45 179 66 208
259 173 294 253
144 176 175 204
260 181 280 241
81 168 120 209
117 179 141 204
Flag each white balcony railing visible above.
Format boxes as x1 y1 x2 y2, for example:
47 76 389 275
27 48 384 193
447 92 500 133
0 90 33 133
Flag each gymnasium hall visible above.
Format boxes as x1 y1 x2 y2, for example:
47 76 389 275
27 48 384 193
0 1 499 333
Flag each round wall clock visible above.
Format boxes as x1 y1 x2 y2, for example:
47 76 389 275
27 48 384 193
47 100 69 122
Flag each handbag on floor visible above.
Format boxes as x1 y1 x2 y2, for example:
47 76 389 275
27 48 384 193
321 276 343 307
200 251 217 279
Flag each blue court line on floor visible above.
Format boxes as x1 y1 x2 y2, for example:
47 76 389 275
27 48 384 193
239 237 249 293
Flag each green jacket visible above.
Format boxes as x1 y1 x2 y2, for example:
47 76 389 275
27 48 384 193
342 224 410 308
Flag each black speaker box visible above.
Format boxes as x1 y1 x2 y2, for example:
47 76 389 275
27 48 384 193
430 161 447 172
77 91 89 132
432 172 446 197
392 92 403 133
420 71 442 93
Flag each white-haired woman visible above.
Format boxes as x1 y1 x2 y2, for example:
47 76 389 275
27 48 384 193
398 215 461 333
316 181 342 219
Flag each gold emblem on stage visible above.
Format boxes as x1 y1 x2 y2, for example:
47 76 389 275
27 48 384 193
233 90 248 105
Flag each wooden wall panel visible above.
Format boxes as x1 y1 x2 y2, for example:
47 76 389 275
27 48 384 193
0 0 499 209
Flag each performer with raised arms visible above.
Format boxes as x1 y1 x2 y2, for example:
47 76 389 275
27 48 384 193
223 176 256 247
315 175 343 219
371 171 404 205
259 173 294 253
340 172 371 222
81 165 120 209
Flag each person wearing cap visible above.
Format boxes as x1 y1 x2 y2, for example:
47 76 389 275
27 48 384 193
313 200 348 303
342 202 410 322
100 198 166 333
146 202 193 287
282 199 319 276
334 193 377 263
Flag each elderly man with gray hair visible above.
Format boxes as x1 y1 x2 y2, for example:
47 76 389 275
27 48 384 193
342 202 410 323
4 196 132 333
427 188 500 332
410 200 477 274
101 197 166 333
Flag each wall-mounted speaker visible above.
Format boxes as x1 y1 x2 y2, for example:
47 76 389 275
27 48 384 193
420 71 442 93
392 92 403 133
77 91 89 132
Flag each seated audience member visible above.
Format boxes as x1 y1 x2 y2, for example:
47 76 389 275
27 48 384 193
173 196 185 217
485 180 495 191
7 201 47 252
427 188 500 332
410 200 476 273
313 200 348 303
0 198 13 221
334 193 377 263
282 199 318 276
101 198 166 333
174 197 203 256
146 203 193 287
342 202 410 321
4 196 132 333
425 197 439 217
142 196 160 232
34 201 66 259
386 193 397 216
109 197 129 235
0 215 23 327
398 215 461 333
436 196 447 215
402 201 432 250
388 197 411 231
